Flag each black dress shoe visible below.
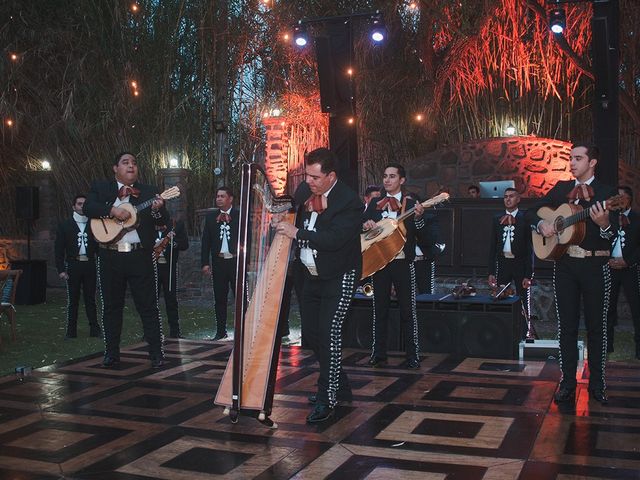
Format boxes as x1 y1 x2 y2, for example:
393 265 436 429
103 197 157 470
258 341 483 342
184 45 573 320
212 332 228 341
306 404 334 423
553 386 576 405
368 357 387 367
102 356 120 368
406 358 421 369
589 388 608 404
151 357 165 369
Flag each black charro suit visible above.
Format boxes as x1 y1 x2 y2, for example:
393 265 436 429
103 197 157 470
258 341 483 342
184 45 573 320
201 208 239 336
488 209 533 333
54 216 99 337
608 209 640 352
363 194 429 364
294 180 362 408
155 220 189 338
84 180 170 363
415 212 444 294
527 179 617 393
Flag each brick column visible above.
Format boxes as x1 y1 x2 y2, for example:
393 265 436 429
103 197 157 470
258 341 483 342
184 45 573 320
262 116 289 196
159 168 190 221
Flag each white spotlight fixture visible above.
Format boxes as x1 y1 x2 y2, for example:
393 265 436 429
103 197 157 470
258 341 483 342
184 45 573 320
293 23 308 47
370 12 386 43
505 124 516 136
41 160 51 171
169 157 179 168
549 8 566 34
271 108 281 116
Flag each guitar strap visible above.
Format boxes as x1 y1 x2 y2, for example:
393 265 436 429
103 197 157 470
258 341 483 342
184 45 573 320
398 197 408 236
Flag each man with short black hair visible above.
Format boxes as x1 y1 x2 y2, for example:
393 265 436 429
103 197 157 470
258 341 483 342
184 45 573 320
363 185 381 211
607 185 640 359
201 187 238 340
468 185 480 198
528 142 616 406
54 194 100 339
84 152 169 369
488 187 533 337
363 163 427 369
275 147 362 423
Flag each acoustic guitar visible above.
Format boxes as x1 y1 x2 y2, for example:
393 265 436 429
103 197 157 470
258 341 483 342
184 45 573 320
532 194 626 261
360 193 449 279
91 186 181 244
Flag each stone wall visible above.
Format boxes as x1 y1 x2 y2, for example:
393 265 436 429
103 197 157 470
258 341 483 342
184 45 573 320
405 136 640 207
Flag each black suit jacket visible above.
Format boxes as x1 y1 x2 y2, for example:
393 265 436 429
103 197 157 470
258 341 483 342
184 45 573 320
417 213 444 261
488 210 533 277
54 217 98 273
612 210 640 266
363 193 428 261
157 220 189 263
200 208 239 266
294 180 363 280
84 180 170 249
526 179 617 252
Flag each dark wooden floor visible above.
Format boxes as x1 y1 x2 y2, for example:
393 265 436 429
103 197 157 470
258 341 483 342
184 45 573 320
0 339 639 479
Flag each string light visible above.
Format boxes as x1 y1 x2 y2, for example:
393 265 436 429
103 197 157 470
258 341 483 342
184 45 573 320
5 119 13 127
283 33 290 41
408 2 418 9
347 68 353 76
131 81 138 88
347 117 355 125
10 53 18 61
415 114 424 122
130 3 139 13
133 90 140 97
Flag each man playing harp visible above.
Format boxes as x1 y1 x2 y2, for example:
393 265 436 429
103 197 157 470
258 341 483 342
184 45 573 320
276 148 363 423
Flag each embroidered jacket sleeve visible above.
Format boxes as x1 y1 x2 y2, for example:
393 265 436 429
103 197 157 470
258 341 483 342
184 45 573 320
296 196 363 252
54 221 67 273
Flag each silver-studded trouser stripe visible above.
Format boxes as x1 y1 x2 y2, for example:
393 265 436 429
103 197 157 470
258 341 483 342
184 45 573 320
370 276 377 360
552 262 564 383
429 261 435 294
64 261 71 332
409 261 420 357
152 253 165 356
327 269 356 408
600 262 611 390
96 256 107 352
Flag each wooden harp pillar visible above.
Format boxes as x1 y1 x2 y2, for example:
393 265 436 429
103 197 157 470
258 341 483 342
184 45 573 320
214 163 295 427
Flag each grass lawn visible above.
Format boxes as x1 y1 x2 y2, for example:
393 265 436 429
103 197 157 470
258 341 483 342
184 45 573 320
0 289 637 377
0 288 258 376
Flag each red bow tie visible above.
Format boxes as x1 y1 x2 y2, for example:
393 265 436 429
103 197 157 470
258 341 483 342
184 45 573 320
619 213 630 227
500 214 516 226
567 184 594 202
217 212 231 223
118 185 140 200
377 196 401 212
304 194 326 214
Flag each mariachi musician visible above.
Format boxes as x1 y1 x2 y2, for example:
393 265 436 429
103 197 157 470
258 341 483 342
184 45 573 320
154 219 189 338
362 163 427 369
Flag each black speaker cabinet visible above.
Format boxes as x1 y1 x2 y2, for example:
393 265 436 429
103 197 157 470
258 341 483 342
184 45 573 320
343 297 403 351
10 260 47 305
15 186 40 220
343 294 521 359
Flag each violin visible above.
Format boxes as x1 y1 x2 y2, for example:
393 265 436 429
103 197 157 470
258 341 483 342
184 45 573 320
452 283 477 299
153 231 176 261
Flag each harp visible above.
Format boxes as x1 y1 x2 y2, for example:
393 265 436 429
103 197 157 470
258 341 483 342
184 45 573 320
214 163 295 427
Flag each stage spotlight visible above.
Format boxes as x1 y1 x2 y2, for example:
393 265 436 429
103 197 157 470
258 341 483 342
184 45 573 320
505 124 516 136
549 8 566 34
370 13 386 43
293 23 308 47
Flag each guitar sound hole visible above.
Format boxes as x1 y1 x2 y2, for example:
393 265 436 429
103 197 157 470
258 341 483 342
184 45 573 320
364 226 383 241
554 217 564 234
